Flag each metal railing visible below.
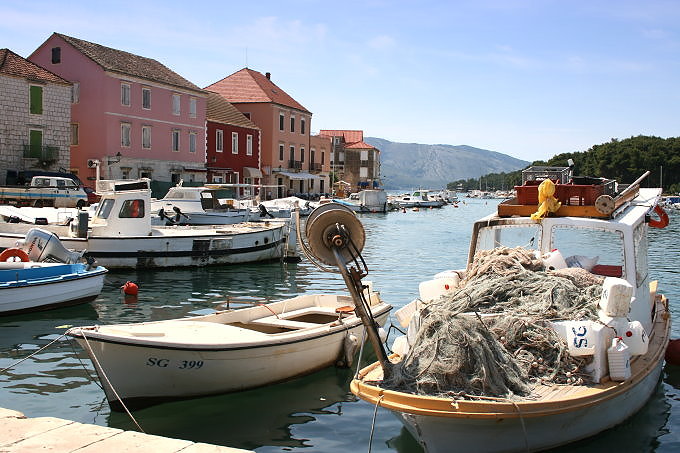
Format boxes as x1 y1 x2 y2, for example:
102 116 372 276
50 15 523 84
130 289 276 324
22 144 59 162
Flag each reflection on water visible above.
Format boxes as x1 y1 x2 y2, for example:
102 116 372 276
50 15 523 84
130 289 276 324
1 199 680 452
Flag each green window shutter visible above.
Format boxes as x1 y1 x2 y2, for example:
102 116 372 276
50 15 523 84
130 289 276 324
30 86 43 114
29 130 42 157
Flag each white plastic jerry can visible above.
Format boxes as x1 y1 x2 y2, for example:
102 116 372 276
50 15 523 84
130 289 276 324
620 320 649 356
608 337 631 381
600 277 633 317
565 320 597 356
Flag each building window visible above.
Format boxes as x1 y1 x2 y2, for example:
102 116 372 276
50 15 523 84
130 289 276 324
171 173 181 184
246 135 253 156
360 167 368 178
122 169 130 179
321 152 325 165
142 126 151 149
279 143 284 161
51 47 61 64
29 85 43 115
121 83 130 106
290 115 295 133
301 118 306 135
189 132 197 153
279 112 284 131
232 132 238 154
189 98 197 118
71 123 79 146
216 130 223 152
72 82 80 104
121 123 131 147
29 129 42 157
172 93 180 115
289 146 295 162
172 129 180 152
300 147 305 163
310 149 315 164
142 87 151 109
140 171 152 179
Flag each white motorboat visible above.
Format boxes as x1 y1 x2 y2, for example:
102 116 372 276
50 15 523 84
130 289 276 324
0 179 298 269
0 228 107 315
391 190 445 208
150 182 251 225
351 171 671 453
66 290 391 410
331 189 390 213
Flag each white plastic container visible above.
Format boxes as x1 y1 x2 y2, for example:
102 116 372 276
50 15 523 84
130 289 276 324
620 320 649 356
418 277 459 302
564 320 598 356
608 337 631 381
551 320 613 382
542 249 567 270
600 277 633 317
392 335 410 357
394 299 422 328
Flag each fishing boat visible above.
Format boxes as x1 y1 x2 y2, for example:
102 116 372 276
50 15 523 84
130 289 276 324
350 170 672 452
0 228 107 315
0 179 297 269
150 182 251 225
66 289 391 410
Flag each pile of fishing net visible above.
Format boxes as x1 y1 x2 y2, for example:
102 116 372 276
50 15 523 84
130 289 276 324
383 246 604 400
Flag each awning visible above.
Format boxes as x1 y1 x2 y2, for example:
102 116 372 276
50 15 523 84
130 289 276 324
183 165 208 172
243 167 263 178
276 171 319 180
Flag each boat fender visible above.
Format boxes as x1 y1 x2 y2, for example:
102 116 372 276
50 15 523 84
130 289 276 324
339 333 359 368
122 281 139 295
648 205 669 229
0 247 29 262
665 339 680 366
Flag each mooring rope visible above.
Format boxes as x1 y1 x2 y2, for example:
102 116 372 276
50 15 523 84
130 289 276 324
78 329 145 433
0 334 66 373
367 394 384 453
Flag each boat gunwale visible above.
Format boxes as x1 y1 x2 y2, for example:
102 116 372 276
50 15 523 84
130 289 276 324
66 303 392 352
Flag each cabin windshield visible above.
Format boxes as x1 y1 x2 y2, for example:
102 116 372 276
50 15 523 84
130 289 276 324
200 191 220 209
474 224 541 255
95 199 115 219
550 225 625 278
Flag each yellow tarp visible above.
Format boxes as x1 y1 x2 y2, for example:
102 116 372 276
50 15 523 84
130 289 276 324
530 179 562 220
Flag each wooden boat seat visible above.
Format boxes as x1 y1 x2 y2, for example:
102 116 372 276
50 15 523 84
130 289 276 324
249 305 348 330
248 316 321 330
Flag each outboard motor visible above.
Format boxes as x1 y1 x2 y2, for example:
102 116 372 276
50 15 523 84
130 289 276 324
21 228 84 264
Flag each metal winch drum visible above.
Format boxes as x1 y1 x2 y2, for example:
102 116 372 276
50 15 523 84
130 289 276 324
304 203 365 267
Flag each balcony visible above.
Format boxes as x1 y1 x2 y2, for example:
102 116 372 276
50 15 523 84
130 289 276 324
23 144 59 165
309 163 322 172
288 160 302 170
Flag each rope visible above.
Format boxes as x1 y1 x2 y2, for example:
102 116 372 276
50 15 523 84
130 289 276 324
0 334 66 373
78 329 145 433
367 394 384 453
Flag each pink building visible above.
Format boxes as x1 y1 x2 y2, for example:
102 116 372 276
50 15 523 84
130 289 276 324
29 33 208 187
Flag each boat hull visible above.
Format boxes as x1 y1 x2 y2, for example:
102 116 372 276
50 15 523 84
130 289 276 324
0 263 107 315
351 297 670 453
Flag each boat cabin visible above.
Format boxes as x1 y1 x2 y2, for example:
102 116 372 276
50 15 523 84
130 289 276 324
470 188 661 333
90 179 153 236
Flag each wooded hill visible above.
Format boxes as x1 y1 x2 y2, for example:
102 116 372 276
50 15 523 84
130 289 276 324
448 136 680 194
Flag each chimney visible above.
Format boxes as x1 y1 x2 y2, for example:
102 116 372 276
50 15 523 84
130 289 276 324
265 72 271 80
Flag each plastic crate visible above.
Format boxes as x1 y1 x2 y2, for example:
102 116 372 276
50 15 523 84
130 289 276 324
521 166 571 184
514 180 614 206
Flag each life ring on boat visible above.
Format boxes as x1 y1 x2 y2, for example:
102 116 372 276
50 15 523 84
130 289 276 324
648 205 669 229
0 248 29 262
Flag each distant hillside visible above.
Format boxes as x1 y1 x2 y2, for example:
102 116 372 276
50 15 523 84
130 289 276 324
364 137 529 190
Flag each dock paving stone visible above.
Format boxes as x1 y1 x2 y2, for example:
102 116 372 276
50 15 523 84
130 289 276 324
73 430 194 452
1 416 72 447
2 420 121 452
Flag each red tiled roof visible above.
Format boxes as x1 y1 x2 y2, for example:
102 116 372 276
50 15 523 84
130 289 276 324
319 130 364 143
206 92 260 129
345 140 376 150
54 33 203 93
205 68 310 113
0 48 70 85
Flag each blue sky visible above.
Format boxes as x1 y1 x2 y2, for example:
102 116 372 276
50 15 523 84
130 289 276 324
2 0 679 163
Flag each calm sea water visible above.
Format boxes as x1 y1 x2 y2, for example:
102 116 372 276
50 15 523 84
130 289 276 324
1 198 680 452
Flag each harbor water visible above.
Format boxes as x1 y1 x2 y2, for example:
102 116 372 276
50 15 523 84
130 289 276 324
1 198 680 452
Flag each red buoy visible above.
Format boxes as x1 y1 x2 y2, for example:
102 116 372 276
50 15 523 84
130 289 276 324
122 281 139 296
665 339 680 366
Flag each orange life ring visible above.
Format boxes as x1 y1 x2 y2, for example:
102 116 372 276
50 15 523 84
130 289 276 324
0 247 30 262
649 205 669 229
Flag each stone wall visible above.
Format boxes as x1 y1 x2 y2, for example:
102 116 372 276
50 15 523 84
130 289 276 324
0 75 71 185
